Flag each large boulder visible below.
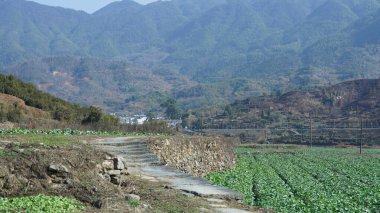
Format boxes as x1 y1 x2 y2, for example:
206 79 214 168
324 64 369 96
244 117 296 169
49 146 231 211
48 164 70 178
113 157 125 170
101 160 114 170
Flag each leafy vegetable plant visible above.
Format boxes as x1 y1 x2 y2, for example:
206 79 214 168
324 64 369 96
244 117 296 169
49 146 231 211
0 195 85 213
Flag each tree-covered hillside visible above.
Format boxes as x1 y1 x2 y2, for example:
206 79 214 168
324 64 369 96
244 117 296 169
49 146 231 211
1 0 380 113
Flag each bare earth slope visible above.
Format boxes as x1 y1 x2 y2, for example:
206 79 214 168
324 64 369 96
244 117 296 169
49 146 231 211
0 93 50 120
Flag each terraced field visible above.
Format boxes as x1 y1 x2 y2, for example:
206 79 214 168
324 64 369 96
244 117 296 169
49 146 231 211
207 145 380 212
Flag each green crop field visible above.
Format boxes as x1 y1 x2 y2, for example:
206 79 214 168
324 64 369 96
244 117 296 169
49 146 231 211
0 195 84 212
207 145 380 212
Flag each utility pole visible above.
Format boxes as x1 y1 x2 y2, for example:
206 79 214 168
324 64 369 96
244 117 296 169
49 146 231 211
264 125 268 144
360 117 363 154
309 117 313 148
332 119 336 143
200 113 203 134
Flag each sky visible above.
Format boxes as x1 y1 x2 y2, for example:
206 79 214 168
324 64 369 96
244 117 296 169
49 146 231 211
29 0 157 13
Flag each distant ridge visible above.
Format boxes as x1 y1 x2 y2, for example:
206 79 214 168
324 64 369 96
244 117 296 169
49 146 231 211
93 0 142 16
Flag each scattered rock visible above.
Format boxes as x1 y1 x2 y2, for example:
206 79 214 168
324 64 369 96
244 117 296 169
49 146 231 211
51 184 62 189
98 156 129 186
48 164 69 174
120 158 129 168
93 199 103 209
111 176 121 185
125 194 140 201
64 179 73 185
113 157 125 170
91 186 98 192
102 174 111 182
107 170 121 176
101 160 114 170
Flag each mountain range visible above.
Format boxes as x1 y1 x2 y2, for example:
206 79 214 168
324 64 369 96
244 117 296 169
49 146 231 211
1 0 380 113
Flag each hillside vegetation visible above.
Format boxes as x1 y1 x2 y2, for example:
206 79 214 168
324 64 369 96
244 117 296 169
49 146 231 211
0 74 117 127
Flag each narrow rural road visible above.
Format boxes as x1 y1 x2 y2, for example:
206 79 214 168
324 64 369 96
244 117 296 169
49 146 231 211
91 137 255 213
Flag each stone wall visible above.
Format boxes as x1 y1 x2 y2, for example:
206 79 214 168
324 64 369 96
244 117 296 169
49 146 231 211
147 136 239 177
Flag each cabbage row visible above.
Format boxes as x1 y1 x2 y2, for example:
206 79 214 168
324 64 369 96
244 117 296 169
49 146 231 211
207 148 380 212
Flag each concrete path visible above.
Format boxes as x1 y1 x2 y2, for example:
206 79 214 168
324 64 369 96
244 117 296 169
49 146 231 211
92 137 255 213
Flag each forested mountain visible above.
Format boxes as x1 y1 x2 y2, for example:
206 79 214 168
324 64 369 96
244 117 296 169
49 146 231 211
0 0 88 65
1 0 380 113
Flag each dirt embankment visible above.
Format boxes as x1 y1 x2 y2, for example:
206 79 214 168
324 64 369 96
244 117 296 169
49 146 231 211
0 142 140 212
147 136 239 177
0 93 50 119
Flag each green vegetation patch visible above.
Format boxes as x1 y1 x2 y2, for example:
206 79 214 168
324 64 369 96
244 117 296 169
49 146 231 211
207 146 380 212
0 134 81 147
128 200 141 208
0 128 147 136
0 195 85 213
0 128 165 147
0 148 20 158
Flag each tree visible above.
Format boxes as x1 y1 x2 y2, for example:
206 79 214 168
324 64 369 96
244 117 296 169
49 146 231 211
146 111 157 122
192 117 203 130
160 99 181 120
81 106 102 124
181 112 190 128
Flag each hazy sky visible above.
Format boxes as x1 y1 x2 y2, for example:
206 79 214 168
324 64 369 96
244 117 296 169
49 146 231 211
30 0 157 13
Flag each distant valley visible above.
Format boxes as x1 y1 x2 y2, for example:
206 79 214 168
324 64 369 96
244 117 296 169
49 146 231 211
1 0 380 113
